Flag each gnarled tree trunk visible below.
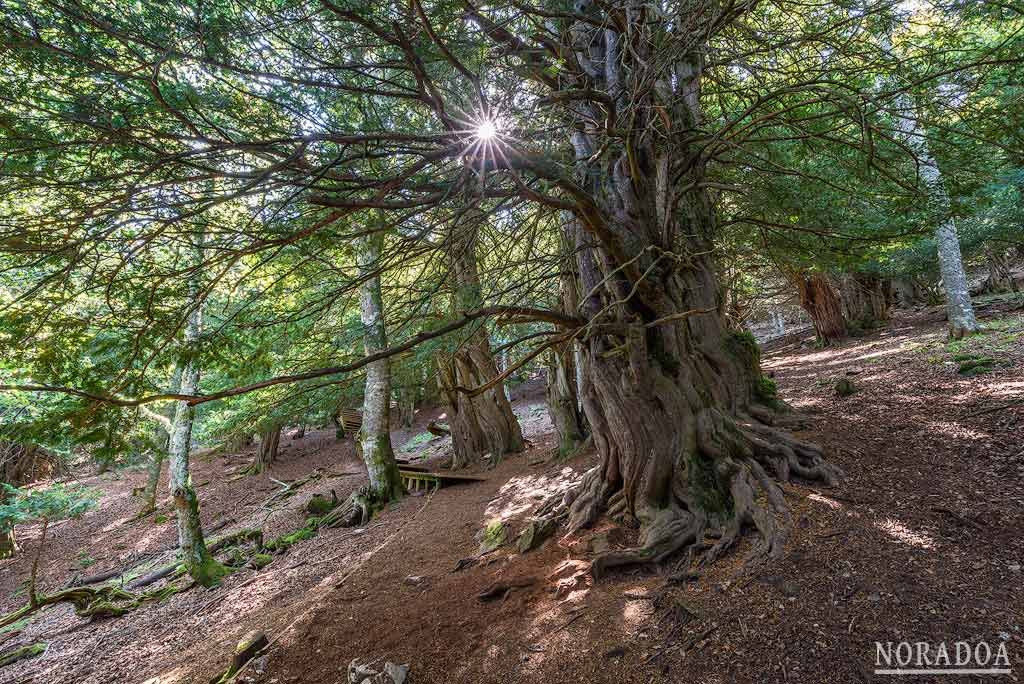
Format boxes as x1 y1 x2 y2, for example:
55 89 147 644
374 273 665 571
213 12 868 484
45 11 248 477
546 346 586 457
441 220 524 468
167 230 222 587
840 273 891 329
531 7 840 578
793 273 847 345
250 424 281 474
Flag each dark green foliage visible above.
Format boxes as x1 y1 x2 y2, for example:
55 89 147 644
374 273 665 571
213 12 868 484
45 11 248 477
0 483 98 536
957 356 996 376
756 376 778 402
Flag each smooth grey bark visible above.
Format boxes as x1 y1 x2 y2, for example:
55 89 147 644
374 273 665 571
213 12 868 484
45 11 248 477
884 36 979 337
167 231 221 586
355 229 402 502
138 365 182 513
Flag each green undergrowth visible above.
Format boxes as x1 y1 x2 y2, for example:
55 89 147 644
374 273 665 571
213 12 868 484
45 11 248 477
0 642 47 668
908 312 1022 376
946 312 1022 376
401 431 434 452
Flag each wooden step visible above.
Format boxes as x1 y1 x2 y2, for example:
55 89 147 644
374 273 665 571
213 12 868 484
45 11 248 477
398 469 485 492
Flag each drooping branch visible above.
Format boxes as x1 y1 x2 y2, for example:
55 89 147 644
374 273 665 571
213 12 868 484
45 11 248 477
0 306 583 408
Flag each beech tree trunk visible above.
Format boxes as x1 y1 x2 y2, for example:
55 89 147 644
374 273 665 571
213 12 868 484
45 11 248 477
140 366 182 514
840 273 891 329
892 276 928 307
167 231 222 587
355 229 403 503
0 481 16 558
533 8 840 577
884 42 979 337
397 387 416 428
441 219 524 468
793 273 847 345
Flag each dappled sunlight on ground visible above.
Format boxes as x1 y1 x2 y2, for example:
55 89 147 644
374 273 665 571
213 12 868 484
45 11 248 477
484 466 580 522
807 492 843 509
921 420 991 443
875 518 937 550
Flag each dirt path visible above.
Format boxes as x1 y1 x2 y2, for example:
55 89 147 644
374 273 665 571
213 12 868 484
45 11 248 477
1 306 1021 683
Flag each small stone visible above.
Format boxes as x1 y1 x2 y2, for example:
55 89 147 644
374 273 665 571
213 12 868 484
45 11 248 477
835 378 857 397
604 646 627 659
477 520 508 554
404 575 427 587
1008 563 1021 572
229 631 269 679
517 518 556 553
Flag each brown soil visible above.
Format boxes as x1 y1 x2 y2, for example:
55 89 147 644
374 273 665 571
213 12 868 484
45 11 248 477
1 302 1022 684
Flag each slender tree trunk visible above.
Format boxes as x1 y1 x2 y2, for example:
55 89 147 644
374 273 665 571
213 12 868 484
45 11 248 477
28 517 47 608
140 366 182 514
885 46 979 337
538 9 839 578
441 219 524 468
0 480 16 558
397 387 416 428
354 229 403 503
167 231 222 587
793 273 847 344
0 526 15 560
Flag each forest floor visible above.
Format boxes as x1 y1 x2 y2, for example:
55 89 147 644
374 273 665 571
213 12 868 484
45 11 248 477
1 294 1022 684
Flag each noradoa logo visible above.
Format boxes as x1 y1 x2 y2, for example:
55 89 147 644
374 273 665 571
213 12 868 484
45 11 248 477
875 641 1012 676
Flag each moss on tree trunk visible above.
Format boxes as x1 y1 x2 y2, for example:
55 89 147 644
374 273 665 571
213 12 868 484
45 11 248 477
355 225 403 503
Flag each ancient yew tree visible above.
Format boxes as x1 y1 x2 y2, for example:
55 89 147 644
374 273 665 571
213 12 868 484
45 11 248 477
1 0 1014 575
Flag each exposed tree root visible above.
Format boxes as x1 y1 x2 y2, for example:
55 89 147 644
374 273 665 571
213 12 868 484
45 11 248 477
0 642 46 668
261 470 324 509
318 487 375 529
549 410 842 579
0 583 183 630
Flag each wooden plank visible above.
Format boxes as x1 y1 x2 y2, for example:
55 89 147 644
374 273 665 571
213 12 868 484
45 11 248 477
397 470 485 489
